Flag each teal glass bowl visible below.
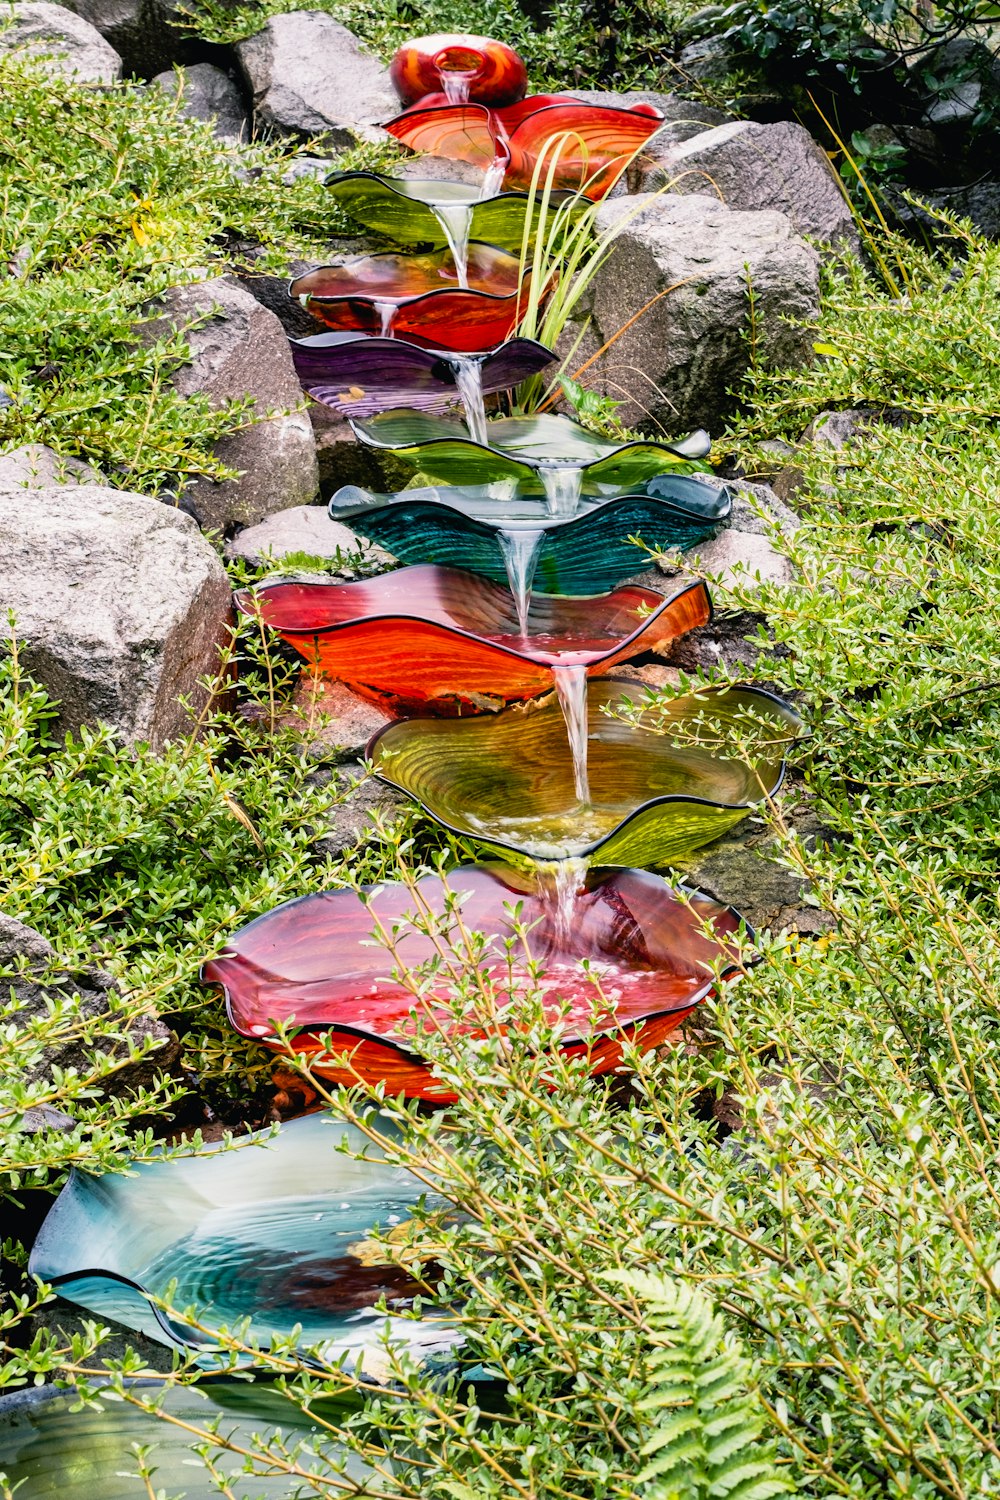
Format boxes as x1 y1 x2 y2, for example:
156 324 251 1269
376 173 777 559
329 474 730 594
29 1112 457 1375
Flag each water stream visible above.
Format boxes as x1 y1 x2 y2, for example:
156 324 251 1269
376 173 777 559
432 203 473 290
482 156 507 197
450 354 489 446
552 663 590 805
498 527 544 637
373 299 397 338
540 855 591 953
441 69 475 104
540 466 584 517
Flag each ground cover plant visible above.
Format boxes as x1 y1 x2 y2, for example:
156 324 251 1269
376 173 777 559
5 21 1000 1500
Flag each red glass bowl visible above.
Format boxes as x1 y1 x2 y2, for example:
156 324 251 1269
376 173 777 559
390 33 528 108
385 96 664 199
234 567 712 714
289 244 535 354
202 864 748 1101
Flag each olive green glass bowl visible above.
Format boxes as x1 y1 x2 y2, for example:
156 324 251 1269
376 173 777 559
367 682 802 866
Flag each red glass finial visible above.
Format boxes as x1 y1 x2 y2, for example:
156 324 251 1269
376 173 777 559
390 32 528 107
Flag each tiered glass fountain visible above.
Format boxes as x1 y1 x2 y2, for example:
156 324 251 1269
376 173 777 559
16 37 802 1454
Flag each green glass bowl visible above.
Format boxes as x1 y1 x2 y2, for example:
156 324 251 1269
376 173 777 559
325 169 581 251
368 682 802 866
29 1112 457 1375
0 1381 369 1500
349 408 711 492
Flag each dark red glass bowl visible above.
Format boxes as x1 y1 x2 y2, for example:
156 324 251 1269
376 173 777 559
385 95 664 199
202 864 748 1101
234 567 712 714
390 33 528 108
289 244 535 354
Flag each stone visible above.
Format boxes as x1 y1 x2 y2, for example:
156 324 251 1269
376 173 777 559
678 528 795 590
656 478 798 591
235 13 398 147
60 0 178 75
641 120 859 252
802 408 868 449
0 485 231 749
0 444 101 488
309 403 418 500
224 504 394 572
393 155 487 189
141 277 319 534
1 2 122 83
151 63 249 143
677 800 831 935
0 913 181 1096
277 675 394 763
919 37 1000 129
563 193 819 435
677 34 744 84
312 760 412 859
281 155 340 184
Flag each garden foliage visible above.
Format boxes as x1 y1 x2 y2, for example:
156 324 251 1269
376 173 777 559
4 28 1000 1500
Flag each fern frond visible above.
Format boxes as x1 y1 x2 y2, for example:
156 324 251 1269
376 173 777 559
608 1270 795 1500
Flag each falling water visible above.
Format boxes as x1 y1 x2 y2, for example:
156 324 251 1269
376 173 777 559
541 856 591 952
540 466 583 518
373 300 397 338
552 663 590 805
433 202 473 290
441 69 475 104
481 156 507 197
450 355 488 446
498 527 543 637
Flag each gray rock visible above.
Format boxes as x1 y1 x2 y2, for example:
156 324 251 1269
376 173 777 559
642 120 859 252
0 444 101 488
1 1 122 83
676 528 795 589
151 63 249 143
0 485 231 749
314 760 412 859
60 0 176 75
0 913 181 1097
224 504 394 572
278 676 394 763
919 37 1000 128
802 408 868 448
309 403 417 500
281 155 340 184
17 1104 77 1133
657 479 798 591
235 12 397 147
677 33 744 84
141 277 319 533
674 5 730 44
677 802 831 937
392 155 487 189
563 192 819 435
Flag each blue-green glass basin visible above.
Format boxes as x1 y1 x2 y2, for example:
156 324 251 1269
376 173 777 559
329 474 730 594
29 1112 456 1375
